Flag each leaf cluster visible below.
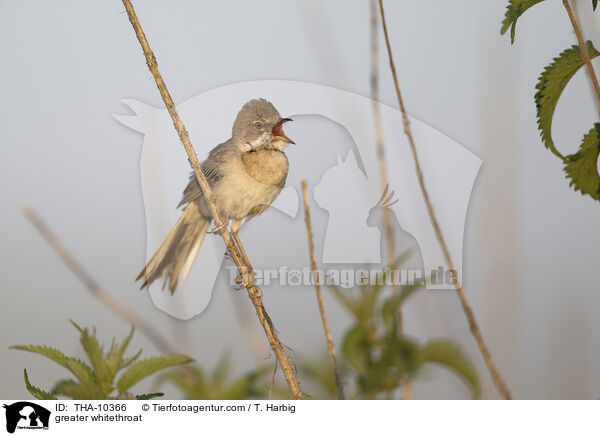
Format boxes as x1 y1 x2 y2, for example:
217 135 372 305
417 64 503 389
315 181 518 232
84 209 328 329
501 1 600 202
154 354 271 400
304 259 479 399
11 321 192 400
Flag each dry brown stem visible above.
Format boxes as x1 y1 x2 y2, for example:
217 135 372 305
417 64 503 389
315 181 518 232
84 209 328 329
301 180 345 400
369 0 413 400
376 0 511 399
562 0 600 115
22 206 176 356
121 0 302 399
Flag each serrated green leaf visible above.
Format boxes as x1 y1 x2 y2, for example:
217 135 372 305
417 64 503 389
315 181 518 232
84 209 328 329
421 340 480 399
106 326 135 382
11 344 69 367
136 392 164 400
116 354 193 395
535 41 600 160
564 123 600 200
23 369 57 400
51 378 103 400
119 348 142 370
74 323 110 390
11 344 96 385
500 0 545 44
64 358 96 386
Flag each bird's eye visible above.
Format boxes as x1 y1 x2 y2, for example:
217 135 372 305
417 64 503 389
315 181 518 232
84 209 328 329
254 121 263 129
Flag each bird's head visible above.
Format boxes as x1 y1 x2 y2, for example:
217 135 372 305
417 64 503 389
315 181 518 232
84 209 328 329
232 98 294 152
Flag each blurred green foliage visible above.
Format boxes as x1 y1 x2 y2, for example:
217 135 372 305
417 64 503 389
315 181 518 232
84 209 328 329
299 264 480 399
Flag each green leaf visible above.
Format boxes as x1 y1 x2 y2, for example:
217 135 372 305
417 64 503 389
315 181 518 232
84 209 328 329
342 326 373 374
594 0 598 11
116 354 193 395
136 392 164 400
51 378 103 400
107 326 135 374
421 340 480 399
71 322 110 390
500 0 545 44
23 369 57 400
535 41 600 160
381 283 424 325
11 344 96 385
564 124 600 200
11 345 69 367
119 348 143 370
64 358 96 386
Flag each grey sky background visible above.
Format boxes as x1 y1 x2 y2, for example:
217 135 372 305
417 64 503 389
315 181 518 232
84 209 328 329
1 0 599 399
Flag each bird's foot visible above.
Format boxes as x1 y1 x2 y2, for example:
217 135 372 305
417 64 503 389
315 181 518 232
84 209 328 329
208 224 227 234
234 265 255 290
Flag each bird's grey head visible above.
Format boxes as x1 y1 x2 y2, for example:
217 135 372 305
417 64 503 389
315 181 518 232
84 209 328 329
232 98 294 152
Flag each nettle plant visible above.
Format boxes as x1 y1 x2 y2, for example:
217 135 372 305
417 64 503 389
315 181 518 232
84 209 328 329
11 321 192 400
501 0 600 201
300 258 480 400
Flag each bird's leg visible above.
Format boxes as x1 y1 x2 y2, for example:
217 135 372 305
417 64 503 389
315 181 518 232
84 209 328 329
208 220 228 234
230 219 255 290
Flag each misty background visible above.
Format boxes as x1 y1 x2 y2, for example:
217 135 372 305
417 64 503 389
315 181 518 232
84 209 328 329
1 0 599 399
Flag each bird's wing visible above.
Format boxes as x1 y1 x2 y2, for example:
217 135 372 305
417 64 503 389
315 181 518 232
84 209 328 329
177 140 235 207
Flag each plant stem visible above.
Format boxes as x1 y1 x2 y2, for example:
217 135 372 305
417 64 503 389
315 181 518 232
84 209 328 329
562 0 600 116
301 180 345 400
369 0 413 401
120 0 302 399
22 206 176 356
376 0 512 399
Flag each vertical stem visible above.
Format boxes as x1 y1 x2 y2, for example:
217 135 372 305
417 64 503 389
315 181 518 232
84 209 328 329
369 0 413 400
377 0 512 399
562 0 600 115
301 180 345 400
120 0 302 399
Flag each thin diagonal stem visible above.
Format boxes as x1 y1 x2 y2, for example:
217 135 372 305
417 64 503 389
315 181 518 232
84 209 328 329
22 206 176 356
377 0 511 399
301 181 345 400
369 0 413 400
120 0 302 399
562 0 600 116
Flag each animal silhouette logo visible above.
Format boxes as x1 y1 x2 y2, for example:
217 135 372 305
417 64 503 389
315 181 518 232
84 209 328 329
314 150 381 263
115 80 481 319
3 402 50 433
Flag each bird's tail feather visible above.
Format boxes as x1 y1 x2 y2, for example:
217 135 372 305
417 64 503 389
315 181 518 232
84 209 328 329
136 204 211 293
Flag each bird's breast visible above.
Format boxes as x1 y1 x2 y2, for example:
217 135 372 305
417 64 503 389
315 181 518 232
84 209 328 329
240 149 289 187
211 149 289 220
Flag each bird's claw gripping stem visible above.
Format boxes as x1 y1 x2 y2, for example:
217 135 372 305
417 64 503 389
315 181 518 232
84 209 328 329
234 265 255 290
208 224 227 234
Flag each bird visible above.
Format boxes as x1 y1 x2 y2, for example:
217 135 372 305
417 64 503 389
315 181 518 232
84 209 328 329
136 98 295 292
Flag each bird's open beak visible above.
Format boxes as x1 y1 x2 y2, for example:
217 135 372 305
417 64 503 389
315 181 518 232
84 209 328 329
272 118 295 144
